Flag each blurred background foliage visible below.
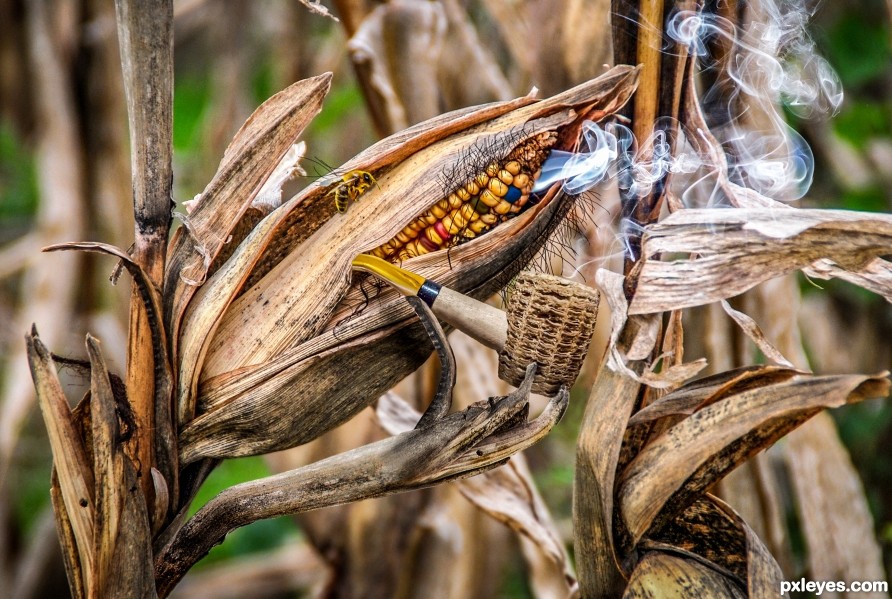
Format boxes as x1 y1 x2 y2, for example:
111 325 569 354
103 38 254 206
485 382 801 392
0 0 890 597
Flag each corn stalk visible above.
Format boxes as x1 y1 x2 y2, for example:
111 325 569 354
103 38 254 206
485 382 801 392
24 1 640 595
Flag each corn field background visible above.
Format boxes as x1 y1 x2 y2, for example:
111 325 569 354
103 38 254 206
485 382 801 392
1 0 892 597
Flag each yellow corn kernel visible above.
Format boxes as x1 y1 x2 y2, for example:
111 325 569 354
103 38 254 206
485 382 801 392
456 187 471 201
402 224 420 238
425 226 444 246
460 203 478 221
498 169 514 185
474 172 489 188
485 162 500 177
469 219 489 233
441 215 458 234
431 204 447 219
512 173 530 190
407 240 429 257
396 231 411 244
447 193 463 208
504 160 522 175
479 189 500 207
422 213 437 225
488 178 509 197
371 247 387 258
480 213 498 225
494 200 513 214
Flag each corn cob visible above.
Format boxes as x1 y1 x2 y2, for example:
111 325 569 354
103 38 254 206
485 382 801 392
369 132 557 263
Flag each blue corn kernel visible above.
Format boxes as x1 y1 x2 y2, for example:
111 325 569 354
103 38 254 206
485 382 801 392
504 185 523 203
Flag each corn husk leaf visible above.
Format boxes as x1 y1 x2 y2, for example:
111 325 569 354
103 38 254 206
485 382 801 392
84 336 157 598
596 268 706 388
627 209 892 315
163 73 333 372
619 372 890 543
627 366 801 426
175 66 639 461
26 330 96 591
574 350 642 596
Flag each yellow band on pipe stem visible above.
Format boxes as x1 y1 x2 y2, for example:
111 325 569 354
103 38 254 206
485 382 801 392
351 254 427 296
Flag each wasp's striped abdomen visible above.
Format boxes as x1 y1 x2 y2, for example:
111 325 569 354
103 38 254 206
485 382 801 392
370 131 556 263
328 170 377 213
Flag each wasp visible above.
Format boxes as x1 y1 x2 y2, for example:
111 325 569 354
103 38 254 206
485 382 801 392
326 170 378 213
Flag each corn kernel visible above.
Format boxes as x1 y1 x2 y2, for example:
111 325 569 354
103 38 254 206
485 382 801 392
469 219 489 233
494 200 513 214
425 226 444 246
488 178 509 197
479 189 500 207
513 173 530 189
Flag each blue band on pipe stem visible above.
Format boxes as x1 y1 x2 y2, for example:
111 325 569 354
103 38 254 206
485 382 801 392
417 280 441 306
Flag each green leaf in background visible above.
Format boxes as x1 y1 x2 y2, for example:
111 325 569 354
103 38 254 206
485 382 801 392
821 10 891 89
834 101 891 148
189 457 302 568
0 122 38 229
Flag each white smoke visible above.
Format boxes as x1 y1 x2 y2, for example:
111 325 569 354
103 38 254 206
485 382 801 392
540 0 843 206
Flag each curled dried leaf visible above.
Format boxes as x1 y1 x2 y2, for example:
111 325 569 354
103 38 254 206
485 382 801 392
628 209 892 315
619 373 890 543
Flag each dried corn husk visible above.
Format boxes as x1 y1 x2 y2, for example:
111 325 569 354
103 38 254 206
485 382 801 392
174 66 639 461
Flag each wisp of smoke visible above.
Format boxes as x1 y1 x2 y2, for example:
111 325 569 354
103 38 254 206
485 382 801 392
666 0 843 201
542 0 843 207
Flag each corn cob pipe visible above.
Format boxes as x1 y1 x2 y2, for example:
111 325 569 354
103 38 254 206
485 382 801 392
352 254 600 394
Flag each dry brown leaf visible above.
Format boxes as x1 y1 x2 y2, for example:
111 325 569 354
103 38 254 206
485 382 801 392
628 366 800 426
716 453 793 577
645 497 748 584
619 373 890 543
459 458 577 599
163 73 333 369
86 336 124 594
710 496 784 597
25 330 96 590
719 300 794 368
807 256 892 304
43 241 176 492
596 269 706 388
574 356 641 596
628 208 892 314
